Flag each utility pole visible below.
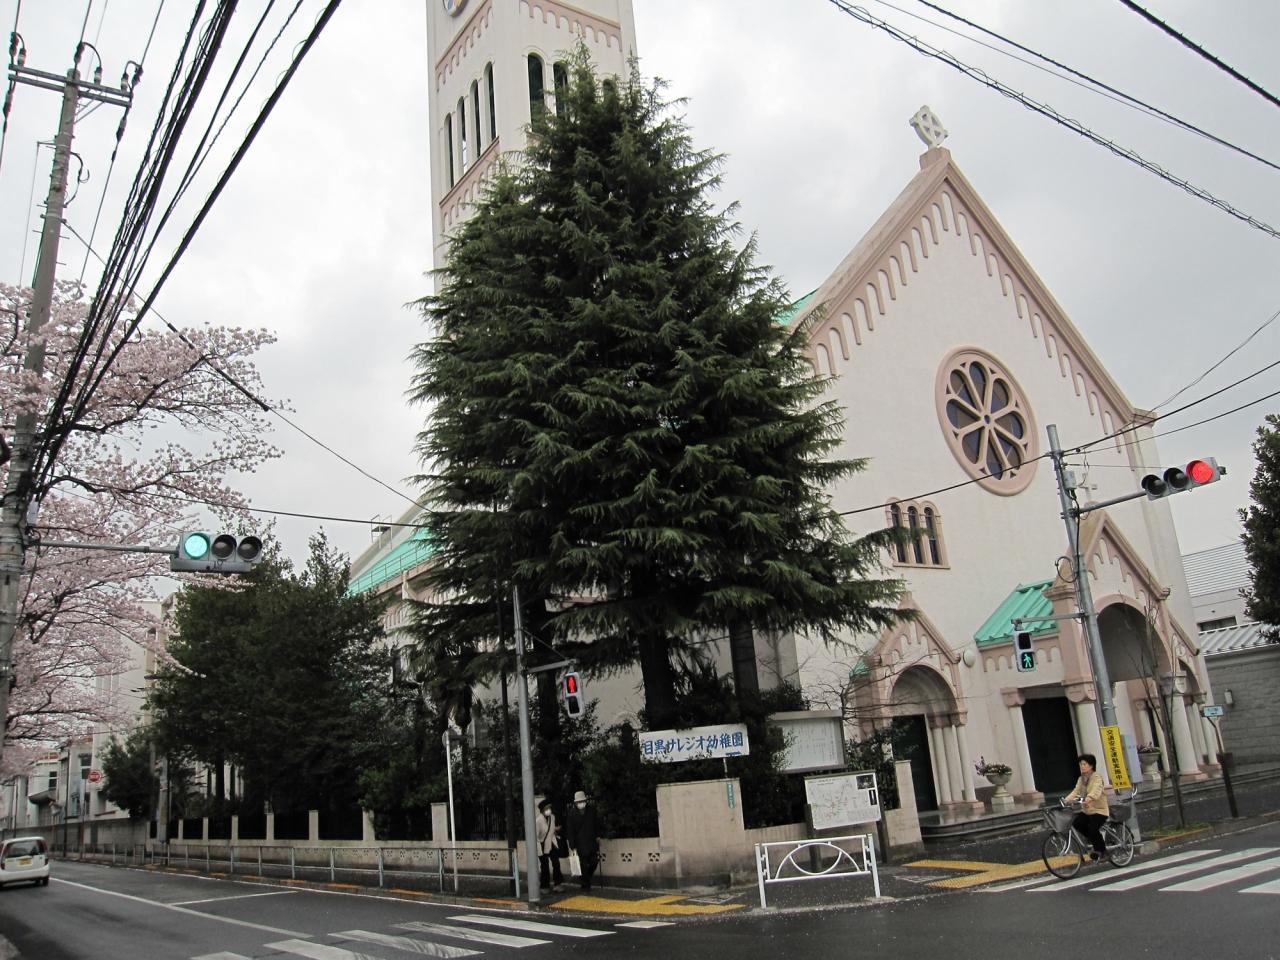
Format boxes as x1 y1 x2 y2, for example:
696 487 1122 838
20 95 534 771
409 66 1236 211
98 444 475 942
512 587 540 904
0 54 132 768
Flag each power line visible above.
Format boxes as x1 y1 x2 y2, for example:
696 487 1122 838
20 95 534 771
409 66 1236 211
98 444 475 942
1151 305 1280 413
906 0 1280 173
1116 0 1280 111
824 0 1280 240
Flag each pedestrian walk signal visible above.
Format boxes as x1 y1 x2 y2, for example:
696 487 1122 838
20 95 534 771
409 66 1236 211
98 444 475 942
562 670 584 718
1014 631 1036 672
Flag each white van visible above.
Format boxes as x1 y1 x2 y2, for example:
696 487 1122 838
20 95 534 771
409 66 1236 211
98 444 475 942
0 837 51 888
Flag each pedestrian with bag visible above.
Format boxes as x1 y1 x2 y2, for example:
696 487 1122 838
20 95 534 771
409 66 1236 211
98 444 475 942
566 789 600 892
535 799 564 892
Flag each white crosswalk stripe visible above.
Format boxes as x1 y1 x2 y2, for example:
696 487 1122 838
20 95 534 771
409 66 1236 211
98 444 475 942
448 914 613 938
617 921 675 929
1028 849 1220 892
266 940 385 960
395 921 549 948
1088 848 1279 892
335 930 483 957
191 953 253 960
1159 855 1280 892
1242 876 1280 895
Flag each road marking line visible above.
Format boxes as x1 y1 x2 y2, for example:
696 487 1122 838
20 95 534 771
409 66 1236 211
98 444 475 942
266 940 382 960
1089 848 1279 892
1160 855 1280 891
1241 877 1280 894
192 954 253 960
172 890 298 906
1028 849 1221 892
449 914 612 937
616 921 675 929
50 878 310 938
396 921 549 947
550 893 742 915
335 930 482 957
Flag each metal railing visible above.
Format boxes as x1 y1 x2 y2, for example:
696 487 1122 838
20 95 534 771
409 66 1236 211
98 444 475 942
753 834 880 909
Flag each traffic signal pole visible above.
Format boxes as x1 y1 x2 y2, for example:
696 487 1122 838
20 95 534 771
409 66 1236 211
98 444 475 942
1047 424 1118 732
511 587 540 904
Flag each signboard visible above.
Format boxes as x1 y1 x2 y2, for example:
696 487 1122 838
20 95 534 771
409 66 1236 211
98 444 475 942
1100 725 1132 790
87 769 102 784
639 723 749 763
804 770 882 830
1201 704 1225 718
769 710 846 774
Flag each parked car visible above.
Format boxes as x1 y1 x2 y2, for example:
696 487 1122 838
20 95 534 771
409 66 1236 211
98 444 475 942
0 837 51 888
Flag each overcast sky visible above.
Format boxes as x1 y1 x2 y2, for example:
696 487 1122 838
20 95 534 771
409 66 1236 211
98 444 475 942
2 0 1277 576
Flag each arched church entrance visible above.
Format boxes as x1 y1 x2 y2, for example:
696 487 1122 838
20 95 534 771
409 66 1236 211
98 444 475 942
888 665 958 813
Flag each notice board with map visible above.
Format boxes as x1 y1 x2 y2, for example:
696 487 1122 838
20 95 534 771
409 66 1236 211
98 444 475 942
804 770 882 830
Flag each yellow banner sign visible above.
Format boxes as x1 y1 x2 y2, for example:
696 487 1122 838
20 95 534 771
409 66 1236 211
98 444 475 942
1100 724 1131 790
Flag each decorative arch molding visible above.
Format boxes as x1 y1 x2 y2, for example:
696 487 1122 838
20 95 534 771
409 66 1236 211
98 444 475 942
791 147 1135 445
436 0 495 90
853 597 967 726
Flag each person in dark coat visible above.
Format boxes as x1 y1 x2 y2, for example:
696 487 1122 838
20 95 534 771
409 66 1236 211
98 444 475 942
566 789 600 892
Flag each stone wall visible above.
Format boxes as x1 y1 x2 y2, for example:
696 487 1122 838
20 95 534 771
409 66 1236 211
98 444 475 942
1206 645 1280 766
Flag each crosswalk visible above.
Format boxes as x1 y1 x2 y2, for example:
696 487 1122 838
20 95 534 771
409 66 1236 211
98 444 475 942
192 911 671 960
1009 846 1280 896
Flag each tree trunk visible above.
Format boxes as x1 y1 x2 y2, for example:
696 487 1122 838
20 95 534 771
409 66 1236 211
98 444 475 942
729 619 759 698
213 755 225 804
638 632 677 728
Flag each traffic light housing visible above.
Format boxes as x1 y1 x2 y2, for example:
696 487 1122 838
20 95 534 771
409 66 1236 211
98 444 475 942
171 532 264 574
562 670 584 718
1014 631 1036 672
1141 458 1224 500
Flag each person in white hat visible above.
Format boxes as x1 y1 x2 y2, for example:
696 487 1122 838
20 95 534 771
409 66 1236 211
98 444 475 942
566 789 600 892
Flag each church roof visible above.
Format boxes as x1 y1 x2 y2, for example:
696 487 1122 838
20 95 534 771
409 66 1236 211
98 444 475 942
974 579 1057 646
1182 540 1249 598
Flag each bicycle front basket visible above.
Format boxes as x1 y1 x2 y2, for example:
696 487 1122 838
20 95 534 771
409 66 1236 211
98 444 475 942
1043 806 1074 832
1109 802 1132 823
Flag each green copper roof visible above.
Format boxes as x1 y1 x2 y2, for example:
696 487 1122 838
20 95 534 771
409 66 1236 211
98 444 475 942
777 289 817 326
974 579 1057 646
347 527 434 596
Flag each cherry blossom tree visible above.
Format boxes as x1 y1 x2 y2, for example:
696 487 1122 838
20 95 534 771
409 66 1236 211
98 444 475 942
1 280 281 771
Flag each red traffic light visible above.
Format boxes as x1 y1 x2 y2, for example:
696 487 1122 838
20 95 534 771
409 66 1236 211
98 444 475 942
565 674 579 695
1186 458 1222 487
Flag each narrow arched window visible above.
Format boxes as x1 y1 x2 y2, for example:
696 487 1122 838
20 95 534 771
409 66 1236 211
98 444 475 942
924 507 941 565
602 77 617 98
485 62 497 141
889 504 906 564
444 112 455 187
457 96 468 169
471 80 482 150
553 60 570 117
907 506 924 564
527 53 546 122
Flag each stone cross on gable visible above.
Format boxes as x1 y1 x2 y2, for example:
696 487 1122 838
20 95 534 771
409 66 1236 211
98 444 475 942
910 105 948 148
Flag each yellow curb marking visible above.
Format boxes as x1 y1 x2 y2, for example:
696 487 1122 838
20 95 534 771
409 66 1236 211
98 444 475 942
906 857 1075 889
473 897 521 905
388 888 433 898
552 894 743 916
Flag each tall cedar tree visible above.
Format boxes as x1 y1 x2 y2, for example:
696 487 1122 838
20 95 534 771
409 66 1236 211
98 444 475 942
149 535 391 813
1241 413 1280 641
409 53 905 726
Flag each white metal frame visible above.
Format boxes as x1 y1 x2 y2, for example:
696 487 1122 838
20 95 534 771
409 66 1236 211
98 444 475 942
753 833 880 909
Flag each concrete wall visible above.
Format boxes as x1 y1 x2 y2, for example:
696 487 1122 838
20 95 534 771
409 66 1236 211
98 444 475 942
1206 645 1280 766
657 778 747 886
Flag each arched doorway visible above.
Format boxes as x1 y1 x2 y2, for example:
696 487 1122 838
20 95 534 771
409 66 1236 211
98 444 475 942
889 666 960 813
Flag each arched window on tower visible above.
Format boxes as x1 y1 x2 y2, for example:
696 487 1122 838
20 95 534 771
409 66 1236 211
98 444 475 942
457 95 468 169
471 79 482 151
485 62 497 141
886 499 947 568
553 60 569 117
602 77 617 98
444 112 455 188
527 53 546 122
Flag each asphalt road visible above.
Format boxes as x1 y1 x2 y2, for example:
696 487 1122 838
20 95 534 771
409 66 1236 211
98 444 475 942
3 819 1278 959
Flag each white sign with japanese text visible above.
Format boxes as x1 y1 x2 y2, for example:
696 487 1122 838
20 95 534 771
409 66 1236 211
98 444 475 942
639 723 750 763
805 770 882 829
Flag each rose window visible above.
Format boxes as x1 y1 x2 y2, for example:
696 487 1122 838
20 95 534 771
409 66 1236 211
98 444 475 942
935 349 1037 495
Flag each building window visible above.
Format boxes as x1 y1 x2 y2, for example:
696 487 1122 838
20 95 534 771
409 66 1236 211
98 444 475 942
935 347 1038 496
602 77 617 98
886 499 947 568
553 60 569 117
485 62 496 141
1197 616 1237 632
445 112 455 187
471 80 483 150
527 53 546 122
457 96 468 169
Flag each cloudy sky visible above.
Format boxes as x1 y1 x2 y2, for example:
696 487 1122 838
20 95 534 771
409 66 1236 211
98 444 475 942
2 0 1277 574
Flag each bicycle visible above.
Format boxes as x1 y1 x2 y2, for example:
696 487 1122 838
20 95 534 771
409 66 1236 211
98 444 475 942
1041 792 1136 878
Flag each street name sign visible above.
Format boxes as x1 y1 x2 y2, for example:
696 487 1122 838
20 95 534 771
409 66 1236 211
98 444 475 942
1201 705 1225 718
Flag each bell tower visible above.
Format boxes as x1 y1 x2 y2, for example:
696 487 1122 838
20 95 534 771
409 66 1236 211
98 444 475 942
424 0 638 270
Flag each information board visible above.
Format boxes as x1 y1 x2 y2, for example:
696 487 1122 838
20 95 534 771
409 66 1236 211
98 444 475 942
769 710 846 773
804 770 882 830
639 723 750 763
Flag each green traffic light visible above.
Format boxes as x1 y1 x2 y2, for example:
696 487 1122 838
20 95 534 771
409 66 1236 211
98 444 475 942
183 532 211 559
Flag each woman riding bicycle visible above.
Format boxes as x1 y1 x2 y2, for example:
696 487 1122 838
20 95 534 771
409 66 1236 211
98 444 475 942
1063 753 1109 863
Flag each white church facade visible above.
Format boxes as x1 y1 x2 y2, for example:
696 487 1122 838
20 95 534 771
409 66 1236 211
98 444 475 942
349 2 1223 823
